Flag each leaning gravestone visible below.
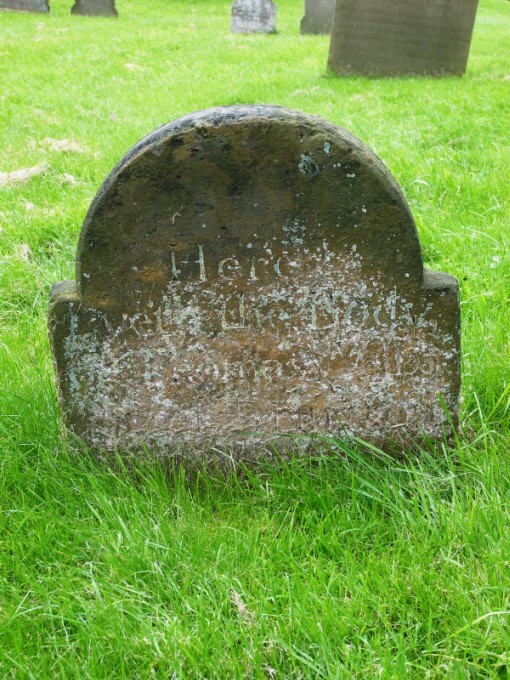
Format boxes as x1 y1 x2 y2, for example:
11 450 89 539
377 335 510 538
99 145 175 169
231 0 277 33
0 0 48 11
71 0 117 16
328 0 479 76
48 105 460 459
300 0 335 35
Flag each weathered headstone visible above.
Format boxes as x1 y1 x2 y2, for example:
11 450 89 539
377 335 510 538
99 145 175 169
231 0 277 34
300 0 335 35
328 0 479 76
71 0 117 17
49 105 460 458
0 0 48 11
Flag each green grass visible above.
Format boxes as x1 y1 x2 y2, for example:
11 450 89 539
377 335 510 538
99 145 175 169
1 0 509 676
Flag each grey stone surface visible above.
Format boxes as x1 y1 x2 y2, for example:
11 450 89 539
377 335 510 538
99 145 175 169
231 0 277 34
300 0 335 35
328 0 479 76
71 0 117 17
0 0 48 11
48 105 460 459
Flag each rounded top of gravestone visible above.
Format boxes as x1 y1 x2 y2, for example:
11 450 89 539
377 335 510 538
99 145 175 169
77 105 423 309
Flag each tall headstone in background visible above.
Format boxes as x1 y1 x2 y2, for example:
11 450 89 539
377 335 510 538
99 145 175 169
0 0 48 11
231 0 277 34
71 0 117 16
328 0 479 76
48 105 461 459
300 0 335 35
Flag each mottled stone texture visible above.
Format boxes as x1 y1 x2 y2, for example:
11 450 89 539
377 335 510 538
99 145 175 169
71 0 117 16
300 0 335 35
0 0 48 11
49 105 460 458
328 0 478 76
231 0 277 34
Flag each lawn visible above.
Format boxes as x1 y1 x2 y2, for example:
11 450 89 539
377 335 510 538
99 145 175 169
0 0 509 676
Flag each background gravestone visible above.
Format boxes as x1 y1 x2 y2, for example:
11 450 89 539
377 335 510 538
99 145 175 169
231 0 277 34
48 105 460 458
0 0 48 11
328 0 479 76
71 0 117 17
300 0 335 35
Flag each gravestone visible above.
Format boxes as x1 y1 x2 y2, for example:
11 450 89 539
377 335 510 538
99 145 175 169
328 0 479 76
71 0 117 16
0 0 49 11
300 0 335 35
231 0 277 34
48 105 460 458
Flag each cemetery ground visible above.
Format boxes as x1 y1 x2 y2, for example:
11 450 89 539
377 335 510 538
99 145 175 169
0 0 509 675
